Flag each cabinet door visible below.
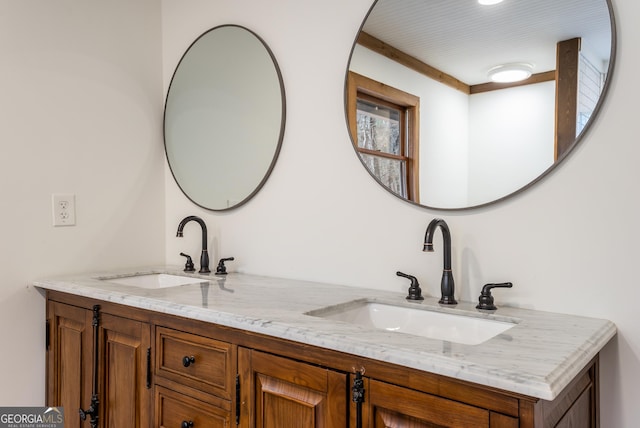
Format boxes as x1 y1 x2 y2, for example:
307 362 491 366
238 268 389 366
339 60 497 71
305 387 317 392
238 348 347 428
99 313 152 428
367 379 490 428
46 301 94 428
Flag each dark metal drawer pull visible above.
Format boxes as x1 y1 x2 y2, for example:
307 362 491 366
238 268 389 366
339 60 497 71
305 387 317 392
182 355 196 367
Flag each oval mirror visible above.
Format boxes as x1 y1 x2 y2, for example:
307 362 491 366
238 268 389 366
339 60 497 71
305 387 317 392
346 0 615 210
165 25 286 210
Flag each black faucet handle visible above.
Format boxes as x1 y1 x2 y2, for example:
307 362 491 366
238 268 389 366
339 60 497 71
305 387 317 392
476 282 513 311
397 271 424 301
215 257 235 275
179 252 196 272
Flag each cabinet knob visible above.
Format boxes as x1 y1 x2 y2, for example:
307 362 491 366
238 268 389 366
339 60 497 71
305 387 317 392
182 356 196 367
181 421 194 428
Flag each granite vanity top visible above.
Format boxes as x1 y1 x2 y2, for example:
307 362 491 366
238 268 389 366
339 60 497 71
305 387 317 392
34 267 616 401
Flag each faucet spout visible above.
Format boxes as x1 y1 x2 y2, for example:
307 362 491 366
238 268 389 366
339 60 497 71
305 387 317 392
176 216 210 274
423 218 457 305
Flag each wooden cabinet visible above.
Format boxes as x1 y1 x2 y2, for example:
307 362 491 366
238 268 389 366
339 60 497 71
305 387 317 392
153 326 235 427
46 300 94 428
47 299 151 428
155 326 235 400
99 313 151 427
155 385 231 428
367 378 491 427
45 291 600 428
238 348 347 427
349 375 519 428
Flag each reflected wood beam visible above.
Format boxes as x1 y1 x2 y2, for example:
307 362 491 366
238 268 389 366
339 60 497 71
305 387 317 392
357 32 470 94
470 71 556 94
555 37 581 160
358 32 556 95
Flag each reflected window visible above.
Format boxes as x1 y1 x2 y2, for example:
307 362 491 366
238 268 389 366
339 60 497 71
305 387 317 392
356 96 407 198
347 72 420 202
577 53 606 135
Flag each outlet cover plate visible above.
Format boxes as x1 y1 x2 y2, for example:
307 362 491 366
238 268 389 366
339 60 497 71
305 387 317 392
52 193 76 226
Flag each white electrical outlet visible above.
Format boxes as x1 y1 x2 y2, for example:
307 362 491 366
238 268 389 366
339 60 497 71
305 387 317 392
52 194 76 226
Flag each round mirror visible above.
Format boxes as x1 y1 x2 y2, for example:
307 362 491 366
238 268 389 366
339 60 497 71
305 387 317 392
165 25 286 210
346 0 615 210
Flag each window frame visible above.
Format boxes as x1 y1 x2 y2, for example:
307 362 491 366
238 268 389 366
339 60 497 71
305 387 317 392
346 71 420 203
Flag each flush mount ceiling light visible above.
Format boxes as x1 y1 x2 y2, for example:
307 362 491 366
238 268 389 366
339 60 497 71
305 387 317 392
487 63 533 83
478 0 504 5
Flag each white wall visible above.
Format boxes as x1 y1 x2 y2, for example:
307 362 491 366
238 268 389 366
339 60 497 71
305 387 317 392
468 82 556 206
163 1 640 427
0 0 166 404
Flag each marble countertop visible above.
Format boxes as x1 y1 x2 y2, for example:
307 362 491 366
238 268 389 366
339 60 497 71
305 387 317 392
34 266 616 401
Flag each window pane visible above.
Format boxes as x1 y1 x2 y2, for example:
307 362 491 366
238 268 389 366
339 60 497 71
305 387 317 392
356 99 401 155
577 52 605 136
360 153 407 198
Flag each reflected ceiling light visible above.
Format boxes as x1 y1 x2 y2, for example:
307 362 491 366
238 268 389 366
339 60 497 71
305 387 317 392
478 0 504 5
487 63 533 83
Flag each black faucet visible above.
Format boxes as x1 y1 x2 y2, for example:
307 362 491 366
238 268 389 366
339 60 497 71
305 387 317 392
423 218 457 305
176 216 210 274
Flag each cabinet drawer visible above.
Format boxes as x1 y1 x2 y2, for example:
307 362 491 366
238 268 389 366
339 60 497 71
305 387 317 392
155 385 231 428
156 326 235 399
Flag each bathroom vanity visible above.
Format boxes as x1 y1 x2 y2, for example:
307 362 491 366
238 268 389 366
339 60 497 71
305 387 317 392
37 269 615 427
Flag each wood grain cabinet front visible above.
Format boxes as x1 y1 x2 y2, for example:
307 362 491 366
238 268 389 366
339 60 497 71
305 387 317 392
99 313 152 428
363 378 517 428
155 385 231 428
237 348 348 428
46 299 152 428
46 300 94 428
155 326 235 400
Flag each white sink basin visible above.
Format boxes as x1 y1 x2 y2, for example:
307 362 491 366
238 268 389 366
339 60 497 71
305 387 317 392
307 301 516 345
99 273 207 289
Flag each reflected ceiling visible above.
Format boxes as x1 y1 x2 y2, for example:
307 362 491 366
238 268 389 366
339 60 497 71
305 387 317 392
362 0 612 85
